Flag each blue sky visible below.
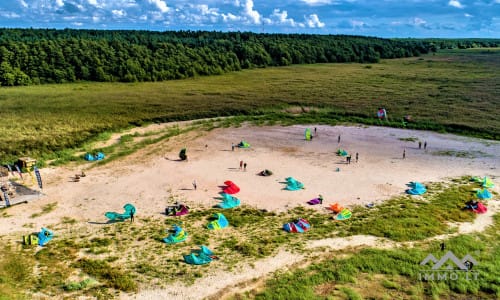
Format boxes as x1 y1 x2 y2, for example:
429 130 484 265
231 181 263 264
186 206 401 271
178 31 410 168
0 0 498 38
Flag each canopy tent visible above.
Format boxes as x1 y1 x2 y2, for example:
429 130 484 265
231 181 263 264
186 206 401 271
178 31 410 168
222 180 240 194
207 213 229 230
406 182 427 195
217 193 241 209
237 140 250 148
184 246 216 265
284 177 304 191
476 189 492 200
163 225 188 244
305 128 312 141
105 203 136 221
283 218 311 233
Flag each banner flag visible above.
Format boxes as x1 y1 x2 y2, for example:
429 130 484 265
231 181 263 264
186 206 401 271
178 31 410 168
6 165 14 176
2 191 10 207
14 165 23 180
34 166 43 189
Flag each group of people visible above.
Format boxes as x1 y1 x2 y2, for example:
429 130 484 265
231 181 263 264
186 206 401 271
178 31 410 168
403 140 429 159
346 152 359 164
239 160 247 171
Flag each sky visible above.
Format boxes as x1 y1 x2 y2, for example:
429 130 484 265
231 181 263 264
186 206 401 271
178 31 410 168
0 0 499 38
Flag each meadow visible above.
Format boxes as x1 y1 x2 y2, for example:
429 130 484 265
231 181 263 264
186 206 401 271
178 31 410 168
0 49 499 164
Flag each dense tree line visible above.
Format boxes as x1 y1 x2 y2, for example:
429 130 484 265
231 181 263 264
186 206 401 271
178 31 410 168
0 28 494 86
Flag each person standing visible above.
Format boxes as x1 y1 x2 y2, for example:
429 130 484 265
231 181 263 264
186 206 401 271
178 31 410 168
314 127 317 136
418 141 422 149
424 141 427 150
240 160 243 170
193 180 197 190
338 135 341 144
403 149 406 159
130 210 135 223
355 152 359 163
231 143 235 151
243 162 247 171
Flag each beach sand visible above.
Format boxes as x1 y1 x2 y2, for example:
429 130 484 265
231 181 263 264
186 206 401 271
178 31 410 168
0 123 498 299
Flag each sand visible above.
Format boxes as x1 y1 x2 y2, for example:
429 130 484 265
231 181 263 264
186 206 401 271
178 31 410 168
0 123 498 299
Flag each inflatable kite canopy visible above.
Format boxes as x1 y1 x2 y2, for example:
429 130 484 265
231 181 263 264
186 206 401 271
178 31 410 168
184 246 216 265
305 128 312 141
284 177 304 191
223 180 240 194
105 203 136 221
38 228 54 246
207 213 229 230
237 140 250 148
217 193 241 209
163 225 188 244
283 218 311 233
476 189 492 200
406 182 427 195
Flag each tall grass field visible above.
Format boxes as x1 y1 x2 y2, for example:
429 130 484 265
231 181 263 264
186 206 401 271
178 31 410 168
0 49 499 163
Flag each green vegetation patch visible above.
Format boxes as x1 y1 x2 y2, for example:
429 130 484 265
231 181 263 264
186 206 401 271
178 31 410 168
73 258 137 292
30 202 58 218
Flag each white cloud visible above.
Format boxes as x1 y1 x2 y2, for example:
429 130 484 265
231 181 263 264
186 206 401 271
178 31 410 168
112 9 126 17
243 0 261 24
195 4 219 16
222 12 240 22
464 13 472 17
270 9 297 26
0 11 20 18
305 14 325 28
55 0 64 7
351 20 365 28
72 22 83 26
448 0 464 8
148 0 169 13
18 0 28 8
300 0 333 5
87 0 104 8
412 17 426 26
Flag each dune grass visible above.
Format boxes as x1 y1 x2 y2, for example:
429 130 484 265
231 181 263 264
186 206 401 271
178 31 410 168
1 49 499 164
